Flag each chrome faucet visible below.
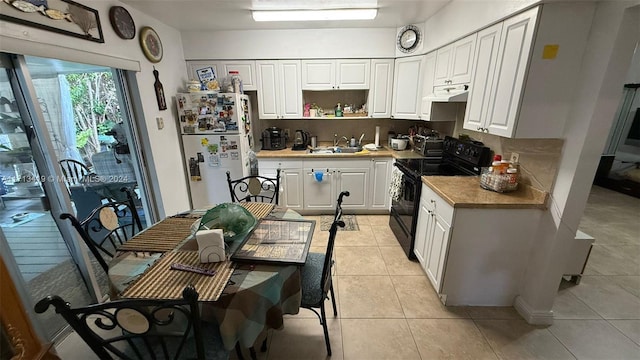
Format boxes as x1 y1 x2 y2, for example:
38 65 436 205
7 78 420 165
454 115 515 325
333 134 348 147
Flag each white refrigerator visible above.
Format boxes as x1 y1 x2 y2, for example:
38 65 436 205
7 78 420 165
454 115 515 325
177 92 253 208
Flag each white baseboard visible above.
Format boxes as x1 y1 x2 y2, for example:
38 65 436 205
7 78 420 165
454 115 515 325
514 296 555 325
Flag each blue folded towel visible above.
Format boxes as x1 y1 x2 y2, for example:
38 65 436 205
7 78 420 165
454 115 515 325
314 171 323 182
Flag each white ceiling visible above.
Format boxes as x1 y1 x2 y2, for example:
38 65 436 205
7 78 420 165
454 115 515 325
120 0 452 31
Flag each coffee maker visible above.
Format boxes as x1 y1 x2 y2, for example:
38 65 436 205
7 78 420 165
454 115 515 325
292 130 309 151
261 127 286 150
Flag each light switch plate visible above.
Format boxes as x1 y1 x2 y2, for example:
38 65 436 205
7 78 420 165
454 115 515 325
510 152 520 164
156 117 164 130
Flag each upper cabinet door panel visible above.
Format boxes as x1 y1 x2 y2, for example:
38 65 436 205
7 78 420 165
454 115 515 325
485 9 537 137
220 61 256 91
434 45 452 86
369 59 394 118
279 60 303 118
256 61 279 119
301 60 335 90
336 59 370 89
392 56 424 120
433 34 477 86
464 23 503 132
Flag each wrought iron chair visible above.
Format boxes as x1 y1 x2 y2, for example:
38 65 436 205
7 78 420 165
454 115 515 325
59 159 91 187
60 187 142 273
299 190 349 356
226 169 281 204
34 285 229 360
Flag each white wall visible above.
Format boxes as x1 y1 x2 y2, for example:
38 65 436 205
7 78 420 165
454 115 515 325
0 0 191 216
181 28 396 60
516 1 640 322
422 0 540 53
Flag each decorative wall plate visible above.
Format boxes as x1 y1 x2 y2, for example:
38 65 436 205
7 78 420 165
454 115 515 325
139 26 163 63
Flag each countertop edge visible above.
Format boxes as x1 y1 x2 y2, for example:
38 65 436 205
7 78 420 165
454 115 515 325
256 145 420 159
422 176 549 210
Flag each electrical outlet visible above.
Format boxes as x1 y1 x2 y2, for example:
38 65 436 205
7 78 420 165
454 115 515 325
284 128 290 138
156 117 164 130
510 152 520 164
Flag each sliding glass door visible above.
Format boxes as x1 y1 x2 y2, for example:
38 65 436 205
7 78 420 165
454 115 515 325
0 53 154 341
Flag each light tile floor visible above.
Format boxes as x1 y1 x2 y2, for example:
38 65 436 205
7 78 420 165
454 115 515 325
56 186 640 359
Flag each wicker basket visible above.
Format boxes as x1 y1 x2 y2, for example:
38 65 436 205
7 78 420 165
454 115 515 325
479 167 518 193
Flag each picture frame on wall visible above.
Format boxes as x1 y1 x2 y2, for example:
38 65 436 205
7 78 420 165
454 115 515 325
0 0 104 43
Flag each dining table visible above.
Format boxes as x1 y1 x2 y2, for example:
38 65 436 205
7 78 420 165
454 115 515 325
107 203 315 351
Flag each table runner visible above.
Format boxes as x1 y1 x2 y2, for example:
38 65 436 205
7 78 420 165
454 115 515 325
121 250 234 302
240 202 275 219
117 217 195 252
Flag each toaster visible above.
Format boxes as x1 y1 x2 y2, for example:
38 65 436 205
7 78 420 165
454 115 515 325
413 135 443 157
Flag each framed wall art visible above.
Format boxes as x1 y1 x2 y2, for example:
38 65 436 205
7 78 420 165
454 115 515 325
0 0 104 43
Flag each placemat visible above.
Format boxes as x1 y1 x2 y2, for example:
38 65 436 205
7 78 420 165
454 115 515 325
240 202 275 219
117 217 196 253
121 251 234 301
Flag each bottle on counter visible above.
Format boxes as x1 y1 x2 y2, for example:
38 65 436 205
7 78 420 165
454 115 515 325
335 103 343 117
349 135 357 147
491 155 504 174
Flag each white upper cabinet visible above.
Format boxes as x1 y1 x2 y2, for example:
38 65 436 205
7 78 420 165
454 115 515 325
419 52 437 120
368 59 394 118
186 61 256 91
392 55 424 120
301 59 370 90
219 61 257 90
434 34 477 86
464 22 503 132
256 60 303 119
480 8 538 137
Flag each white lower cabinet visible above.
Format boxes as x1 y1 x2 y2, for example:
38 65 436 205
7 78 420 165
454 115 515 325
259 157 390 213
370 158 391 209
416 182 542 306
415 184 453 292
303 167 336 211
258 159 303 210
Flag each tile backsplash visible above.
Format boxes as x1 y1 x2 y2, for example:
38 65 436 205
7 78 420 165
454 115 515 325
249 89 563 193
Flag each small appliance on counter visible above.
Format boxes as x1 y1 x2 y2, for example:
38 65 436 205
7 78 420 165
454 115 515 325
292 130 309 150
413 134 444 157
390 135 410 150
261 127 286 150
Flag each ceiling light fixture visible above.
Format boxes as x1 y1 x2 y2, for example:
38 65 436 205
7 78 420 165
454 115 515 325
252 8 378 22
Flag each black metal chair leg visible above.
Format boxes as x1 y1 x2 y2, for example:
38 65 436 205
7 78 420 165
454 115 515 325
320 303 332 356
235 343 245 360
329 282 338 317
249 347 258 360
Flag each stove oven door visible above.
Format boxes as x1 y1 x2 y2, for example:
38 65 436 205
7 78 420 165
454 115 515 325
389 169 420 260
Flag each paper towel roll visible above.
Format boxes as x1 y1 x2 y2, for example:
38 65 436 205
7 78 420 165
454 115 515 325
375 126 380 147
196 229 226 263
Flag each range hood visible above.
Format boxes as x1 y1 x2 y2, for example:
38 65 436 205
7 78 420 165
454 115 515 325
424 84 469 102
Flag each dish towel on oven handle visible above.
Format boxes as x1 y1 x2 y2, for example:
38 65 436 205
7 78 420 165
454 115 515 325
389 166 404 202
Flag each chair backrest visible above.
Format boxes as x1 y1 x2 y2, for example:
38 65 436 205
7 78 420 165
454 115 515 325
61 187 142 273
321 191 349 295
226 169 281 204
35 285 205 360
59 159 90 187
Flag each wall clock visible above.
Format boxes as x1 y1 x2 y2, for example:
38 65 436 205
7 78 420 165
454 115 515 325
109 6 135 40
397 25 421 53
139 26 163 63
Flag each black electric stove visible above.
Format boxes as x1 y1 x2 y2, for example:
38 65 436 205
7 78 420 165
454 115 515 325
390 136 491 260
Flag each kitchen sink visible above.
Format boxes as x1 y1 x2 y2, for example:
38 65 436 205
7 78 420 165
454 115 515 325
307 146 362 154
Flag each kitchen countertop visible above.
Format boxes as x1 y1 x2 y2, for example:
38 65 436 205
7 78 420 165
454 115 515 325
422 176 548 209
256 144 422 159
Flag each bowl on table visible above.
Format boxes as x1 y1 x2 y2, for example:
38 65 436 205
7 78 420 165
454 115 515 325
191 203 257 243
